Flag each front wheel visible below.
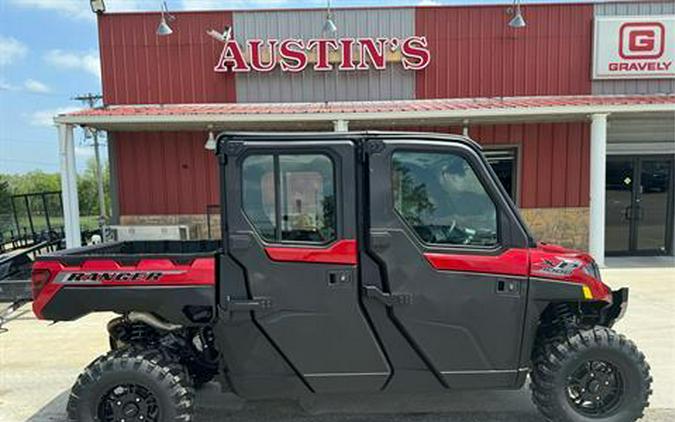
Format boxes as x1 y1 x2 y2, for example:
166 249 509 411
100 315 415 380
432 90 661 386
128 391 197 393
67 347 194 421
531 326 652 422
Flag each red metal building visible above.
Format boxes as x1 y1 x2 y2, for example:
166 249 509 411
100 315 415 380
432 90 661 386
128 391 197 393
56 1 675 264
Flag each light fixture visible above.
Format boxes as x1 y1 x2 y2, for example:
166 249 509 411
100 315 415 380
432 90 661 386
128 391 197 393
204 128 217 151
90 0 105 14
508 0 526 28
206 25 232 43
323 0 337 34
157 1 175 36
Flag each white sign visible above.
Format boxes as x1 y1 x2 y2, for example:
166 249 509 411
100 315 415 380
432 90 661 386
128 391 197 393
593 16 675 79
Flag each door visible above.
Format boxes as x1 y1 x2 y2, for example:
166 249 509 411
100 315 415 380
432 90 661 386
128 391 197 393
365 137 532 389
222 136 389 394
606 156 674 256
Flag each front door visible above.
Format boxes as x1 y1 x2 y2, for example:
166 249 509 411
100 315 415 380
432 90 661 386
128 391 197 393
364 136 532 389
222 136 389 394
606 156 675 256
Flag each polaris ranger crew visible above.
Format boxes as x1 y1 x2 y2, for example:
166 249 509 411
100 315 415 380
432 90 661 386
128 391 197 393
31 132 651 422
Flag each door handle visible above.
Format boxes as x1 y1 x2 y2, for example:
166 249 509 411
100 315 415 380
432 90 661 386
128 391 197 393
363 285 413 306
327 270 352 287
496 280 521 297
223 296 273 312
623 206 632 221
635 205 644 221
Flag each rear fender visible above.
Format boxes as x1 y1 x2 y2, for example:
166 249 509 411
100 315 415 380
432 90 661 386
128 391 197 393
32 258 216 325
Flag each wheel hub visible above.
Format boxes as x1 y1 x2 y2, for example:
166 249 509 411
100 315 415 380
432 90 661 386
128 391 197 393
123 402 139 417
566 360 624 417
99 384 159 422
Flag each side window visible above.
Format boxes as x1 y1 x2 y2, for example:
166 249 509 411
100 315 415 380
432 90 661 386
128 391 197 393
243 155 276 241
392 151 498 247
242 154 336 244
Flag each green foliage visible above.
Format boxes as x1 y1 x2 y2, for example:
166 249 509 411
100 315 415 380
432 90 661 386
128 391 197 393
77 158 110 217
4 171 60 195
0 175 11 211
392 161 435 226
0 158 110 218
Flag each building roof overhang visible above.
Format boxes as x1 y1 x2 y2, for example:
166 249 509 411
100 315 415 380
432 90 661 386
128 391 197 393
54 94 675 131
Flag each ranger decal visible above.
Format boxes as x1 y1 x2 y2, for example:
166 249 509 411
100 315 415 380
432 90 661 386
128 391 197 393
53 271 186 284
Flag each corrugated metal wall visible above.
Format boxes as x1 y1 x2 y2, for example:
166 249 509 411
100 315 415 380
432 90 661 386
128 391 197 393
593 1 675 95
415 4 594 99
112 122 589 215
470 123 590 209
112 132 219 215
98 12 236 105
608 112 675 144
233 8 415 102
99 5 675 217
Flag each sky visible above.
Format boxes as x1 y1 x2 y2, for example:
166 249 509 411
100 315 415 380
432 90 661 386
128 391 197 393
0 0 593 174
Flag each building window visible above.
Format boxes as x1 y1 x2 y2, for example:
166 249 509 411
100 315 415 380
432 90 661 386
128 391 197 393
484 148 518 202
243 154 336 244
392 151 498 247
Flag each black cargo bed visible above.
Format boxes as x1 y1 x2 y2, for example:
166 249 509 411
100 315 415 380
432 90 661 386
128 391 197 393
36 240 221 266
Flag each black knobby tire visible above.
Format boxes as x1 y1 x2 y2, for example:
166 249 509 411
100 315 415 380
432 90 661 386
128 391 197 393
531 326 652 422
67 347 195 422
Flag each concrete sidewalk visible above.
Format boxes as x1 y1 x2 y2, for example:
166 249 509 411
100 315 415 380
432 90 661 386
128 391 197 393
1 266 673 421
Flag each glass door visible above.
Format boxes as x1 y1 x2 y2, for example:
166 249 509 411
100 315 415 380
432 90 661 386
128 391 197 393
635 158 674 254
605 158 635 254
606 155 674 256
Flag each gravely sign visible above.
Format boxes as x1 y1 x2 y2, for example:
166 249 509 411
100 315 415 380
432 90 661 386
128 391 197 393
214 36 431 73
593 16 675 79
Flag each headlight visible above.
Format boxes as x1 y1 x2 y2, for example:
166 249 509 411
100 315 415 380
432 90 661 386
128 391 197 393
582 261 601 281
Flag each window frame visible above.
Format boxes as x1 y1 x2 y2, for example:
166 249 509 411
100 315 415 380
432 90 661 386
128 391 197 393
390 147 504 252
241 151 339 247
483 145 521 206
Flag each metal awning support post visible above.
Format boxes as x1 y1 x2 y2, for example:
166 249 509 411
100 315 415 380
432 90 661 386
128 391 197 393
589 113 608 267
333 119 349 132
58 123 81 248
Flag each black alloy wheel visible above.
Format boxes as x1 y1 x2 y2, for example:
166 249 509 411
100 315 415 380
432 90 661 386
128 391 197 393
67 347 194 422
531 326 651 422
566 360 624 417
98 384 160 422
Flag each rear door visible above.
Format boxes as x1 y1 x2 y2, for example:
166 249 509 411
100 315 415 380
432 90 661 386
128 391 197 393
222 135 389 393
364 136 532 389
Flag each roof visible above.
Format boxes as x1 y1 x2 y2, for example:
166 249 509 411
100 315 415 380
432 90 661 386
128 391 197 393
55 94 675 131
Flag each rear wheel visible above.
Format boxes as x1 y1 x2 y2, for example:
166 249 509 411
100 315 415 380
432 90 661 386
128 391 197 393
67 347 194 422
531 326 651 422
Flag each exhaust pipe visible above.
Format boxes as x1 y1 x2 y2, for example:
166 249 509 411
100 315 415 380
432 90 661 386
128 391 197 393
127 311 182 331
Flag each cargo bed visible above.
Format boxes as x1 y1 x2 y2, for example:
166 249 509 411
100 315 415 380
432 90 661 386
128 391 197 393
32 240 219 323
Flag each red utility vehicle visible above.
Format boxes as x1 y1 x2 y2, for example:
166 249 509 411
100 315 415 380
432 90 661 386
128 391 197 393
32 133 650 422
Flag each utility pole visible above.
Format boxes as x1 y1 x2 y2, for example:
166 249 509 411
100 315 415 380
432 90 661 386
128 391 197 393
73 93 106 239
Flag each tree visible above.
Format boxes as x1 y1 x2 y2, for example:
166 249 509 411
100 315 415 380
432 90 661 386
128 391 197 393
1 158 111 219
77 157 110 217
4 171 60 195
0 176 11 212
0 176 13 238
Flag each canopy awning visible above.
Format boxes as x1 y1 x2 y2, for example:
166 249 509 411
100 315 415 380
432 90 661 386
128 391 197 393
54 94 675 131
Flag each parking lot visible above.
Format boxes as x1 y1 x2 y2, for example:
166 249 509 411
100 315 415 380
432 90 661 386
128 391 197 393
1 262 674 422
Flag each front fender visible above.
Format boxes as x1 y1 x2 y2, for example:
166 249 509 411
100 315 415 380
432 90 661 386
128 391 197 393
600 288 629 327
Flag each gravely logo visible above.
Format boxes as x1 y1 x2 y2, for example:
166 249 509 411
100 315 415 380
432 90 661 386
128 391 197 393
214 36 431 73
593 16 675 79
